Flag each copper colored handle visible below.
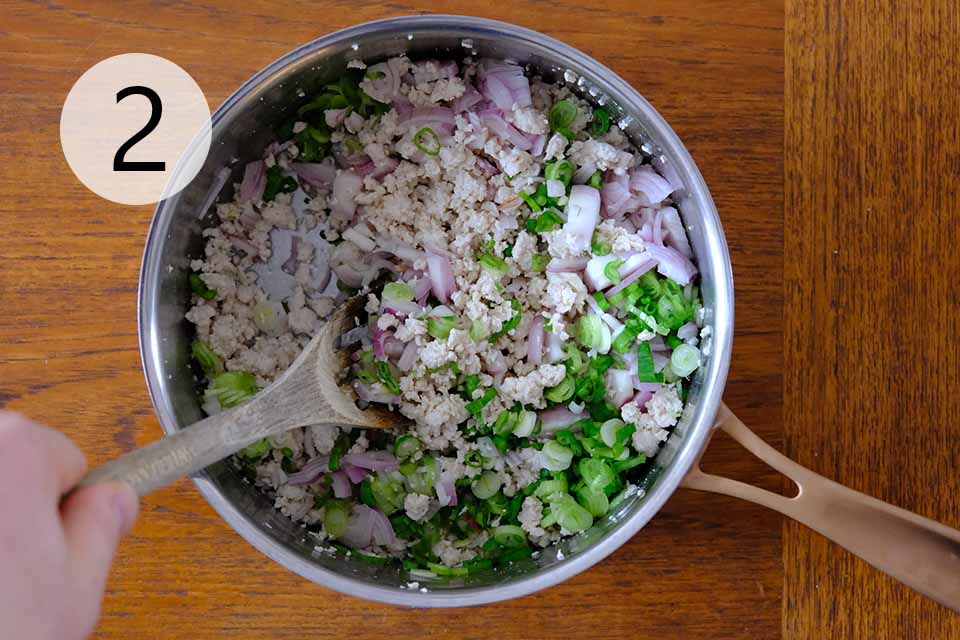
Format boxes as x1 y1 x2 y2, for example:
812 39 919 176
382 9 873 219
682 403 960 612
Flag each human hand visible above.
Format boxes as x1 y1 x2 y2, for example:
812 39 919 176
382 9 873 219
0 411 139 640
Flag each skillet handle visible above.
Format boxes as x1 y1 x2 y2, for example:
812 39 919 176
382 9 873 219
681 403 960 612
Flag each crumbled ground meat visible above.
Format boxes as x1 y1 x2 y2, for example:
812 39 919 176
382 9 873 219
185 54 699 568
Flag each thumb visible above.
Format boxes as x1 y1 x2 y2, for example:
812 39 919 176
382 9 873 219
61 482 139 593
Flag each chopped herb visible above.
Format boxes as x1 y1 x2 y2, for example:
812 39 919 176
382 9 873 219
589 170 603 189
530 254 551 272
240 438 271 460
189 273 217 300
479 252 509 278
263 165 298 201
519 191 542 213
525 209 564 233
427 315 458 340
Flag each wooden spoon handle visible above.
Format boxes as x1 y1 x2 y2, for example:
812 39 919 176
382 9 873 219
74 405 268 498
682 403 960 612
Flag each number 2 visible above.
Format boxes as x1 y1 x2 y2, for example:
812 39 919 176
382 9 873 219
113 86 165 172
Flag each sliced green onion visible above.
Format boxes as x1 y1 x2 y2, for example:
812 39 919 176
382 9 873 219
636 342 662 383
464 450 483 468
576 485 609 517
492 524 528 548
394 435 422 460
534 476 568 499
593 291 611 312
611 326 638 354
513 410 538 437
555 429 583 456
462 558 494 571
603 258 624 285
671 344 701 377
548 100 578 133
307 126 331 144
240 437 271 460
368 472 405 516
471 470 502 500
579 458 616 493
547 493 594 533
427 315 458 340
403 456 438 494
616 423 636 445
382 281 415 303
323 500 351 538
189 273 217 300
564 343 585 374
578 315 612 353
355 369 377 384
541 440 574 471
413 127 441 156
485 492 509 516
207 371 258 408
544 159 575 186
530 254 551 272
591 108 610 137
427 562 468 576
462 374 480 398
376 361 402 395
600 419 626 447
533 182 548 206
465 387 497 415
327 433 350 472
493 410 519 436
544 376 575 403
614 455 647 473
191 340 223 377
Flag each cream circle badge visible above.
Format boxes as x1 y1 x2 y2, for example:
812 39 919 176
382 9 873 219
60 53 211 205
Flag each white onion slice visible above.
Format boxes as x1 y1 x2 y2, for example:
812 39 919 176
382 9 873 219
561 186 601 253
527 315 545 365
604 368 635 408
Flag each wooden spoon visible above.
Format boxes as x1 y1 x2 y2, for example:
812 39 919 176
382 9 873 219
77 297 403 497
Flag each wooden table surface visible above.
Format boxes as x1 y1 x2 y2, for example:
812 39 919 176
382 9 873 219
0 1 957 637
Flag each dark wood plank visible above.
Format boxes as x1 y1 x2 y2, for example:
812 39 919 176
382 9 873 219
0 1 783 638
784 0 960 637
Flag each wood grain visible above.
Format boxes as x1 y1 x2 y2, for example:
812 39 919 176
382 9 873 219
0 1 784 638
784 0 960 637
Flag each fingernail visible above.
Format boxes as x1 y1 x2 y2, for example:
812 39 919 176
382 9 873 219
111 485 140 535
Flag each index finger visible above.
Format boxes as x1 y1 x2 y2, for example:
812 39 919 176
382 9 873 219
0 411 88 497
